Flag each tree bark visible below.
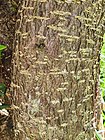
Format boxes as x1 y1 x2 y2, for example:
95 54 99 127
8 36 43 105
11 0 105 140
0 1 19 140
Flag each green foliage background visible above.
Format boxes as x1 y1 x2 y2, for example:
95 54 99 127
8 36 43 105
96 34 105 140
100 34 105 102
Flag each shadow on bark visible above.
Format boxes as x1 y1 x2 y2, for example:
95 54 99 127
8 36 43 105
0 0 19 139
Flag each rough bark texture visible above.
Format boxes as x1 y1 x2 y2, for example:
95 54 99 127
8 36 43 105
10 0 105 140
0 0 19 140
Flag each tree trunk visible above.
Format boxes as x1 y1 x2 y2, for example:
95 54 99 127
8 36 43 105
0 1 19 140
11 0 105 140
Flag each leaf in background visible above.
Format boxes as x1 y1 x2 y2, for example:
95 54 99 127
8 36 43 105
0 104 11 110
100 34 105 102
0 83 7 98
102 110 105 126
0 45 7 51
0 45 7 58
103 34 105 44
100 34 105 139
101 90 105 102
95 130 103 140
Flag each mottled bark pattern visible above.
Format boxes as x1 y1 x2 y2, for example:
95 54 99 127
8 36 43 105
12 0 105 140
0 1 19 139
